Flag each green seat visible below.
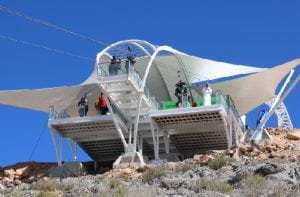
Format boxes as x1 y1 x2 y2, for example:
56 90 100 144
161 101 177 110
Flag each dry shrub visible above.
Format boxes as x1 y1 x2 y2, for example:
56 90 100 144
173 163 194 173
31 178 58 192
59 181 74 192
239 174 267 197
142 165 167 183
194 178 233 194
208 155 234 170
263 181 300 197
127 187 156 197
37 191 60 197
98 178 127 197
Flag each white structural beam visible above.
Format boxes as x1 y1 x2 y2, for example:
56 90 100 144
251 75 300 141
133 46 185 153
258 70 295 130
265 99 293 129
103 95 128 151
96 39 156 154
150 119 160 160
68 138 78 161
49 128 63 166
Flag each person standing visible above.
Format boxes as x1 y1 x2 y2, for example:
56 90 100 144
175 80 187 108
202 83 212 106
78 93 89 117
109 56 117 75
125 47 136 73
98 92 108 115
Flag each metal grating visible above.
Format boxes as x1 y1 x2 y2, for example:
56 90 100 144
79 139 154 161
151 106 230 158
170 130 228 157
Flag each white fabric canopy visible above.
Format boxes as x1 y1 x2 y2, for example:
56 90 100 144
193 58 300 115
133 53 266 101
0 42 296 117
0 84 101 117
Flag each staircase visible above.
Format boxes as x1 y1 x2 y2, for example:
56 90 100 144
97 64 154 122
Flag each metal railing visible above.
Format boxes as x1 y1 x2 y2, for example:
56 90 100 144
97 60 135 78
49 106 70 120
224 95 245 133
97 60 160 111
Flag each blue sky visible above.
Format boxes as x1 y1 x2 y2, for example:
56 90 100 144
0 1 299 166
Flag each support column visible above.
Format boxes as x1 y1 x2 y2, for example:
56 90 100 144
129 122 132 144
156 128 160 157
226 112 233 148
59 137 63 165
251 75 300 141
49 128 63 166
138 134 143 154
163 130 170 154
150 119 159 160
104 95 128 152
133 93 143 152
68 139 77 161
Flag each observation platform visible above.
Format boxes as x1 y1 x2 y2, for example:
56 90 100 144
49 101 242 162
47 40 245 165
150 105 232 158
49 115 156 161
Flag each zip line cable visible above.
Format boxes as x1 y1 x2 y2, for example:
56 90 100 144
28 119 48 161
0 4 214 82
0 4 132 55
0 34 94 61
0 4 109 47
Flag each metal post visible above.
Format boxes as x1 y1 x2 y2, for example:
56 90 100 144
150 119 159 160
133 93 143 152
68 139 77 161
104 95 128 151
156 128 160 158
259 75 300 129
129 123 132 144
59 137 63 166
226 111 233 148
270 70 294 109
49 129 62 166
163 131 170 154
138 134 143 154
251 75 300 141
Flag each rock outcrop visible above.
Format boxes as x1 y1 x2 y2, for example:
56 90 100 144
1 128 300 196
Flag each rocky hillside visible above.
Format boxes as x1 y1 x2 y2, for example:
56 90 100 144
1 128 300 197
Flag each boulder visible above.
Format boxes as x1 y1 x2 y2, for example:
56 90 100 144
2 177 12 183
15 167 29 177
255 163 284 176
287 132 300 140
0 183 5 190
14 179 22 186
4 169 15 178
193 155 214 165
161 178 184 189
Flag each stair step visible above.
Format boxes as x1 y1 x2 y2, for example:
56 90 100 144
111 94 139 101
105 85 136 93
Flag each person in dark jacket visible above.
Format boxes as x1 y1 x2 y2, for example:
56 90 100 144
78 93 88 117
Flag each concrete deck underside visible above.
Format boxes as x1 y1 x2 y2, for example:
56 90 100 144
49 105 231 161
